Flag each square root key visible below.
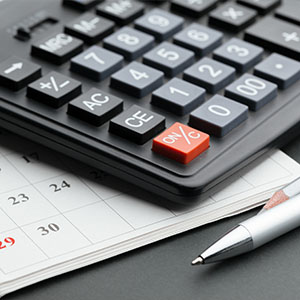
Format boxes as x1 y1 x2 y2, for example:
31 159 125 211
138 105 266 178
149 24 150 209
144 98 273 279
110 61 164 98
189 95 248 137
109 105 165 144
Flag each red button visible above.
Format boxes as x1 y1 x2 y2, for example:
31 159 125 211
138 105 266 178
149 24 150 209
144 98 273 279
152 122 210 164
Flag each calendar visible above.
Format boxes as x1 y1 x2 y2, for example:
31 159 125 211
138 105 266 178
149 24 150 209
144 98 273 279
1 128 300 297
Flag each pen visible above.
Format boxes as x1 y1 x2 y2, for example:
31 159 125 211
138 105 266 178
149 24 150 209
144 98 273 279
259 176 300 213
191 193 300 265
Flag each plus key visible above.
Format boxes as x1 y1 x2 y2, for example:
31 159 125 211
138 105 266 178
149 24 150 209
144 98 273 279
152 122 210 164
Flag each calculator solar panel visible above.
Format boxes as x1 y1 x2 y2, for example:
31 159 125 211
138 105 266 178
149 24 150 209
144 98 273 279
0 0 300 203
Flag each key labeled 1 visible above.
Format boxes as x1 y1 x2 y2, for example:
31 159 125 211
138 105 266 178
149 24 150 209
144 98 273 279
152 122 209 164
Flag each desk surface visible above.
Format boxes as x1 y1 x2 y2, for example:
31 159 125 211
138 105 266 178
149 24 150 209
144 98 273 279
4 139 300 300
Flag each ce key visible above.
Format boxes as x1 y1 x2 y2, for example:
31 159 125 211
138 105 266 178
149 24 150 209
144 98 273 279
152 122 210 164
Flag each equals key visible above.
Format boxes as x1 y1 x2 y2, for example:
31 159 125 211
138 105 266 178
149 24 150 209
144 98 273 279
244 16 300 61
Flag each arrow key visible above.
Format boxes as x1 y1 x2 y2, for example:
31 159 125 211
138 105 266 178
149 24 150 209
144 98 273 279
0 56 41 91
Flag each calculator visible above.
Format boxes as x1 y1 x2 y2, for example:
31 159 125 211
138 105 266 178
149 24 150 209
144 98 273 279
0 0 299 203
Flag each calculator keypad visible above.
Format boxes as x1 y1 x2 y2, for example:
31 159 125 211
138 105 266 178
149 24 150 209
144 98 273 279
27 72 82 108
70 46 123 81
109 105 165 144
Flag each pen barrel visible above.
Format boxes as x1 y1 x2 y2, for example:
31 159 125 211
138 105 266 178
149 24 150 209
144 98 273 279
241 194 300 248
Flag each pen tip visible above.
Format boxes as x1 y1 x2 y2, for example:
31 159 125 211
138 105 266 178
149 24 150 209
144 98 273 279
191 256 204 266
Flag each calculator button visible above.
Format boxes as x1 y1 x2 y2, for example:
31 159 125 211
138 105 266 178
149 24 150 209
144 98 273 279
275 1 300 26
68 88 123 126
31 33 84 65
27 71 82 108
254 53 300 89
110 61 164 98
134 8 184 41
173 23 223 57
109 105 165 144
143 42 194 77
63 0 103 11
213 38 263 72
189 95 248 137
183 57 235 93
151 78 205 115
103 27 154 61
152 122 210 164
237 0 281 15
0 56 41 91
209 3 257 32
64 13 114 44
70 46 123 81
225 74 277 111
244 17 300 60
96 0 144 25
170 0 218 18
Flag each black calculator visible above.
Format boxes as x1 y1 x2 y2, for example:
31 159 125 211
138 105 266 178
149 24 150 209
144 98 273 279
0 0 299 203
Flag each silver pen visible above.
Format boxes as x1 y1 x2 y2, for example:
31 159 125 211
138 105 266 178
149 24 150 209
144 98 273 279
192 193 300 265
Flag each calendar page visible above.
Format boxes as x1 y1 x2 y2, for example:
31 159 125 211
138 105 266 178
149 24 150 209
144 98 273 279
1 128 300 296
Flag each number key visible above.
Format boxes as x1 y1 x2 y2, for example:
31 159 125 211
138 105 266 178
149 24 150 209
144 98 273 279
189 95 248 137
68 88 123 126
110 61 164 98
173 23 223 57
213 38 263 72
70 45 123 81
103 26 154 61
143 42 194 77
225 74 277 111
183 57 235 93
152 78 205 115
134 8 184 41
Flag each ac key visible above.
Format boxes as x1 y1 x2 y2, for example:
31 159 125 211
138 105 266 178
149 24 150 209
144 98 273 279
27 71 81 108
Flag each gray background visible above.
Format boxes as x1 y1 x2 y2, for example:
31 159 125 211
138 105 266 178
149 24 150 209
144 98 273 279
5 139 300 300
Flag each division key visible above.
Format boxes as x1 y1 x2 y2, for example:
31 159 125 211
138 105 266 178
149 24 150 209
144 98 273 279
244 16 300 60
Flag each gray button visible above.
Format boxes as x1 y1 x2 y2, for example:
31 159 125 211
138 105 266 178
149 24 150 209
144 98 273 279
254 53 300 89
70 45 123 81
225 74 277 111
189 95 248 137
143 42 194 77
213 38 263 72
109 105 165 144
183 57 235 93
173 23 223 57
152 78 205 116
110 61 164 98
134 8 184 41
103 26 154 61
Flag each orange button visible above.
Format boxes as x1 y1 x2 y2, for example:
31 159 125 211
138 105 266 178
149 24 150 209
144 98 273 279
152 122 210 164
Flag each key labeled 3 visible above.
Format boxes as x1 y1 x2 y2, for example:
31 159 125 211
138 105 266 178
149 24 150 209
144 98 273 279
152 122 209 164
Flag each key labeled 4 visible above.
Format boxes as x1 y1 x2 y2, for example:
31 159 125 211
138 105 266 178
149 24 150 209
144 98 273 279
152 122 209 164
